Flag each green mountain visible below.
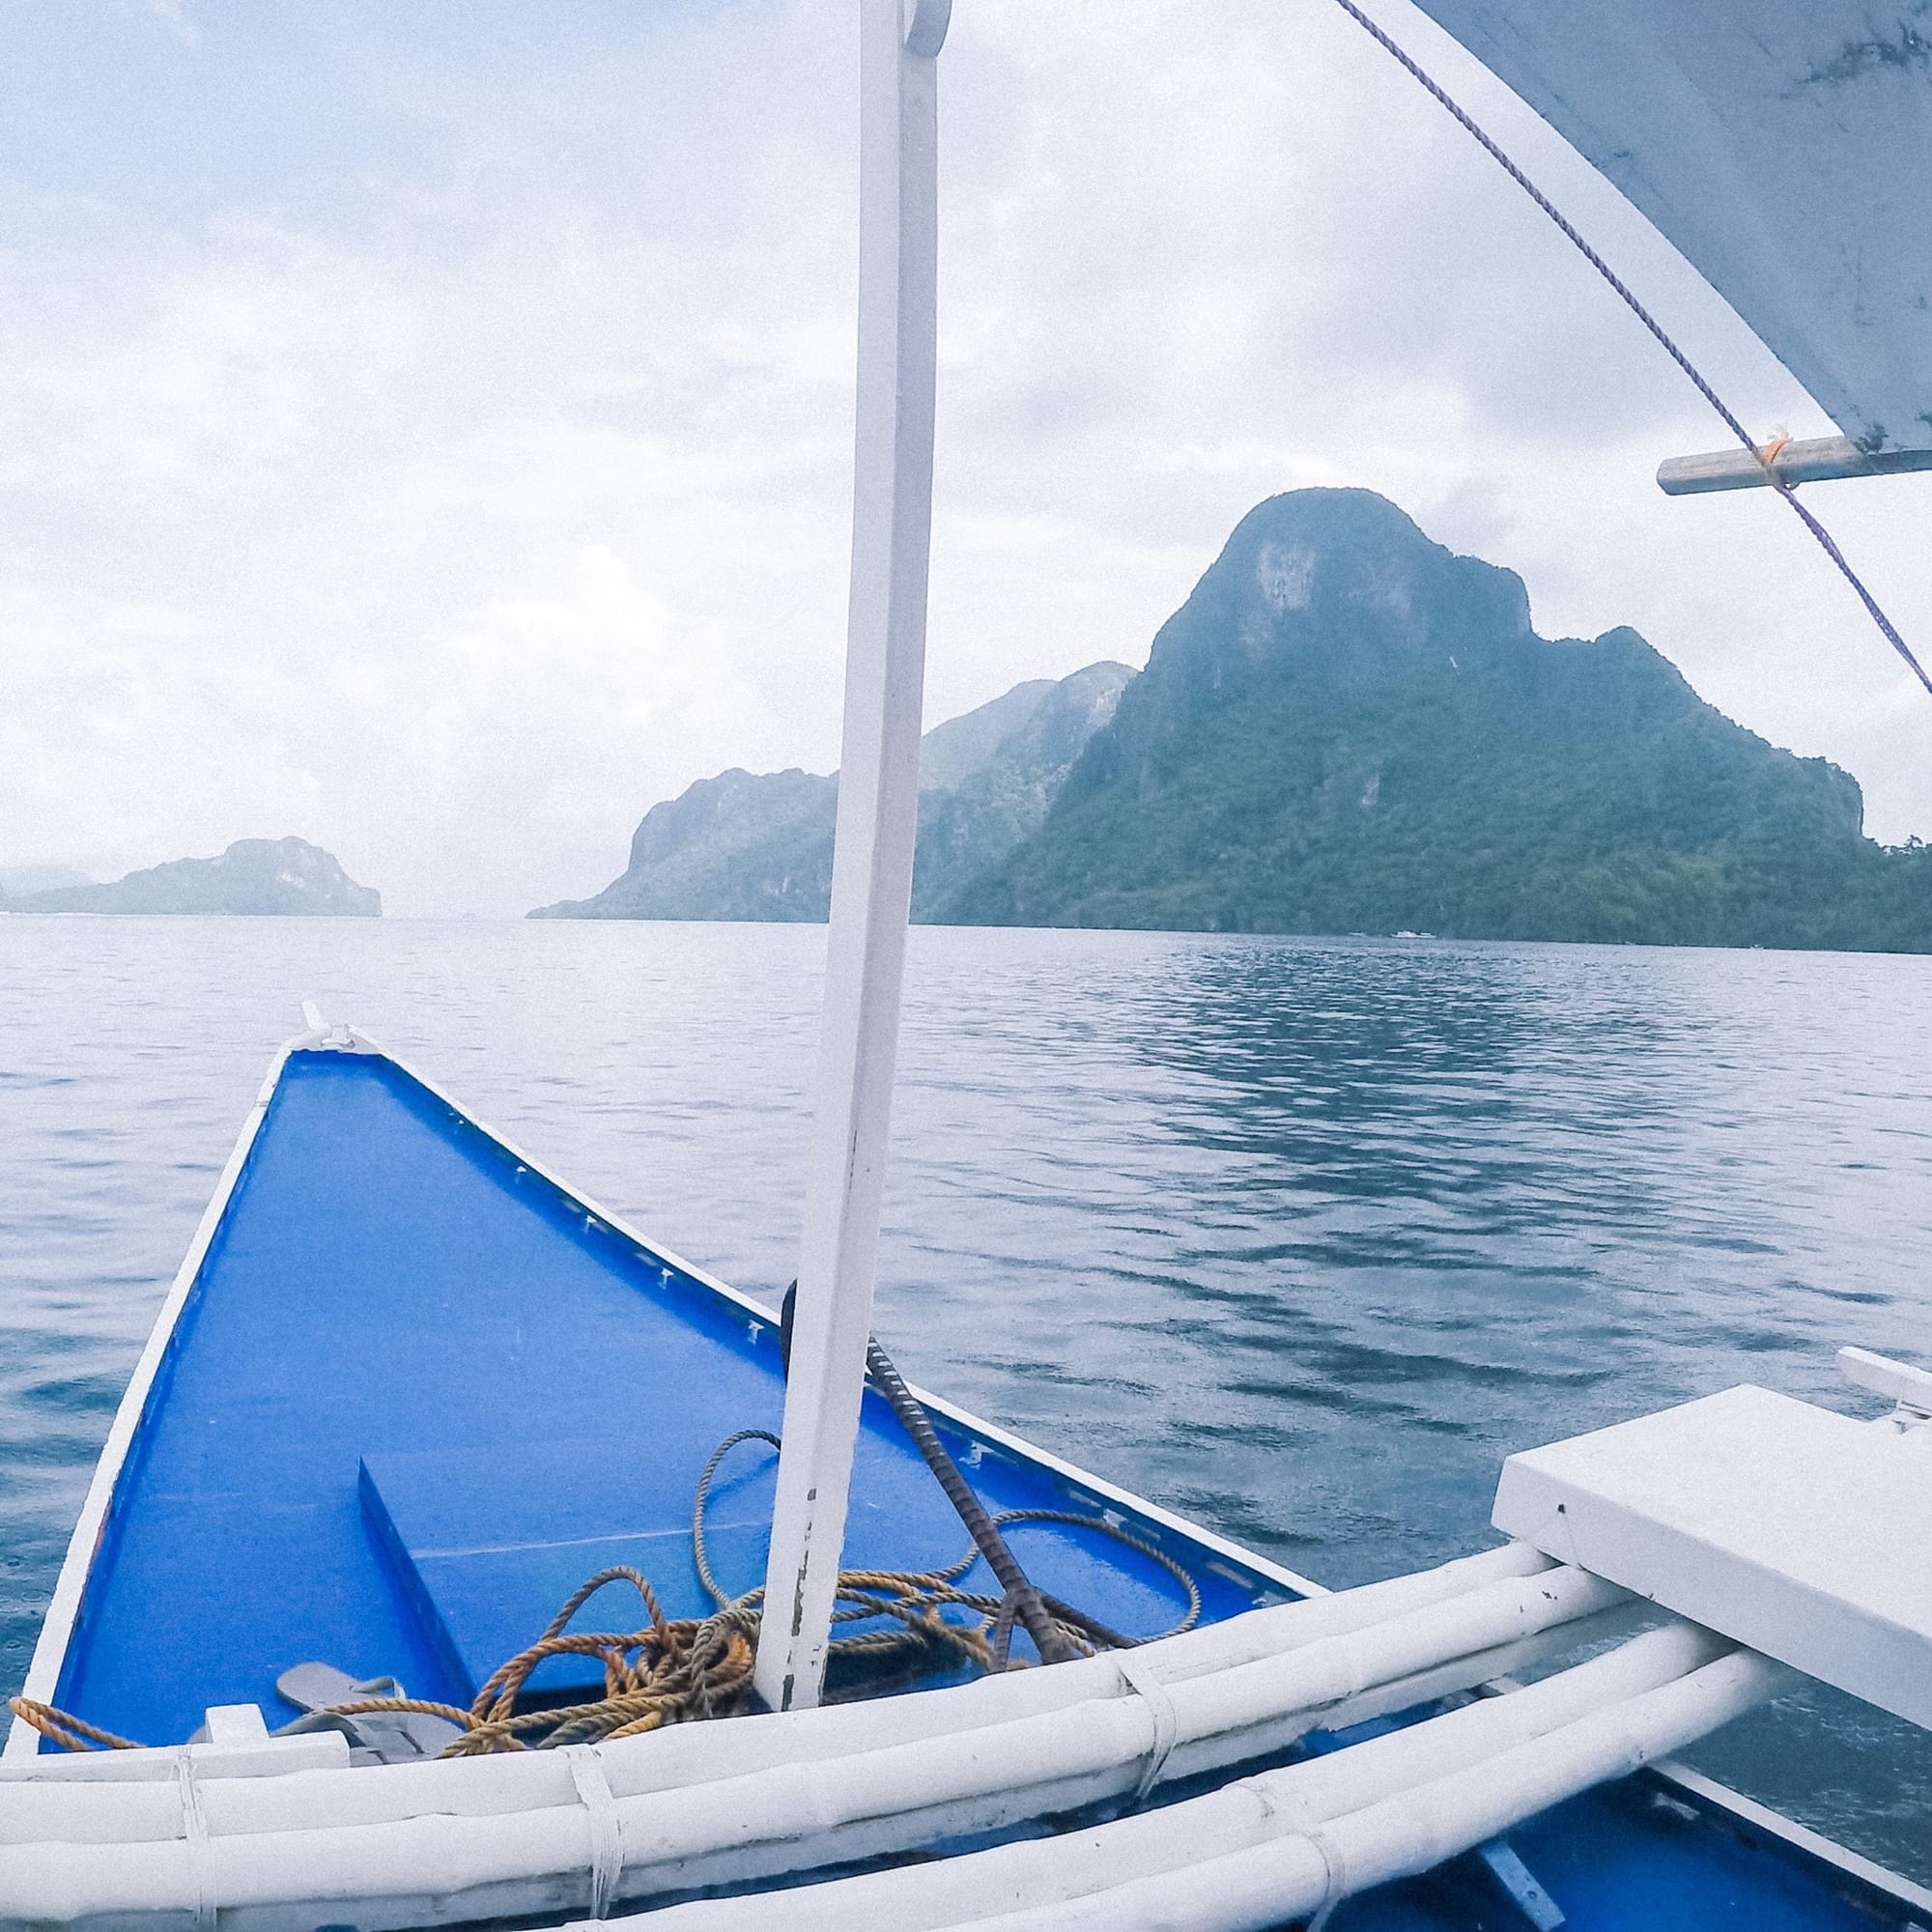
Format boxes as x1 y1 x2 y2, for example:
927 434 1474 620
3 838 380 916
913 664 1132 919
952 490 1932 951
536 765 838 923
531 662 1131 922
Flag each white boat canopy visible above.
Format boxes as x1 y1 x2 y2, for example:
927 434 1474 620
1409 0 1932 466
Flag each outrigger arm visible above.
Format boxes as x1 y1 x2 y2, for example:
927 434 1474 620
753 0 951 1713
1659 434 1932 496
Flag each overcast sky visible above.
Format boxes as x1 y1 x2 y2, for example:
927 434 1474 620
3 0 1927 917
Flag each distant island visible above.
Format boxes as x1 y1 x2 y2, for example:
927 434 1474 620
531 663 1132 922
1 838 380 917
537 488 1931 952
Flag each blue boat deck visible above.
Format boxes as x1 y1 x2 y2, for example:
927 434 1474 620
54 1048 1261 1742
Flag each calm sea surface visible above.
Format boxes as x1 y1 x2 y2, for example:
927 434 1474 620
1 917 1928 1875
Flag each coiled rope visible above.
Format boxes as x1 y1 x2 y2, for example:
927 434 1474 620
9 1429 1200 1757
1329 0 1932 699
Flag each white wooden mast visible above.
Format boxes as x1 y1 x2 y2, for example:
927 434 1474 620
753 0 951 1714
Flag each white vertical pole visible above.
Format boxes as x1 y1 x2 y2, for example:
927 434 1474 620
753 0 951 1714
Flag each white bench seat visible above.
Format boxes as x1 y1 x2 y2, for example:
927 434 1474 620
1493 1381 1932 1728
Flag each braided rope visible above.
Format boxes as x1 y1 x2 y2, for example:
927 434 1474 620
1329 0 1932 699
7 1697 143 1752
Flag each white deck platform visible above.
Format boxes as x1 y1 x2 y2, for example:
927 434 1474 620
1492 1383 1932 1728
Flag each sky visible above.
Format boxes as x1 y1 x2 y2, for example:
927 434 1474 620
2 0 1927 918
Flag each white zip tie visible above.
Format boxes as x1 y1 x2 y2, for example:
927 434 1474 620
568 1747 625 1919
1116 1650 1180 1802
176 1750 214 1932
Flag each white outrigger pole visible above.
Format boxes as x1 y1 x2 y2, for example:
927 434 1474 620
754 0 952 1714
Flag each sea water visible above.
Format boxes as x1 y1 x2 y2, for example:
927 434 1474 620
2 916 1927 1877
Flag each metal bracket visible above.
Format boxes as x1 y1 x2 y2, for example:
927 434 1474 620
1475 1836 1566 1929
904 0 951 56
1839 1347 1932 1435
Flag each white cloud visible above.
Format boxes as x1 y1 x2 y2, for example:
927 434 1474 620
0 0 1926 913
126 0 196 43
0 582 321 871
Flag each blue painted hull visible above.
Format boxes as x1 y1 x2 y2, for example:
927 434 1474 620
30 1043 1930 1929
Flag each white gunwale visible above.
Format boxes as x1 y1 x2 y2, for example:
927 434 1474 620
3 1024 351 1758
11 1030 1928 1927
